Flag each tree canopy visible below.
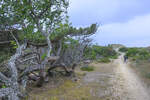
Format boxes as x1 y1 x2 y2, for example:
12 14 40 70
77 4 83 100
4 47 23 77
0 0 99 100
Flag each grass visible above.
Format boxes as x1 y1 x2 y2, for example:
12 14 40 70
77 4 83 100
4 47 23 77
27 80 92 100
26 62 118 100
80 66 94 72
130 61 150 86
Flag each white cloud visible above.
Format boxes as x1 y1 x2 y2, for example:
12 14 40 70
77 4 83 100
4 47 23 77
68 0 150 47
68 0 150 26
68 0 120 25
93 14 150 47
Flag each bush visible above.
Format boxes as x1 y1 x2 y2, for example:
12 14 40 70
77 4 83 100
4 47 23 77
125 47 150 61
126 48 140 57
145 73 150 79
110 55 118 59
84 45 118 60
97 57 111 63
119 47 128 52
80 66 94 72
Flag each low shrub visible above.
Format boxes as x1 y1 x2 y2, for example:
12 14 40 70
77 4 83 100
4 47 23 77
110 55 118 59
125 48 150 61
145 73 150 79
119 47 128 52
80 66 94 72
84 45 118 60
97 57 111 63
126 48 140 57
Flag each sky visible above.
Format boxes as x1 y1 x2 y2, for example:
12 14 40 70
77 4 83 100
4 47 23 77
68 0 150 47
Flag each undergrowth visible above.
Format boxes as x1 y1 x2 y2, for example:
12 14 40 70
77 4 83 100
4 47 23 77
80 66 94 72
97 57 111 63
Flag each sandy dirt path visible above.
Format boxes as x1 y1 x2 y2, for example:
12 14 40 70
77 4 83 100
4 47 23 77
113 55 150 100
83 55 150 100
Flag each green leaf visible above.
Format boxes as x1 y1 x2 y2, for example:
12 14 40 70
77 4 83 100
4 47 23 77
2 85 6 88
41 53 47 60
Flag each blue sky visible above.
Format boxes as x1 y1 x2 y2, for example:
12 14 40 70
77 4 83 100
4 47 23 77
68 0 150 47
